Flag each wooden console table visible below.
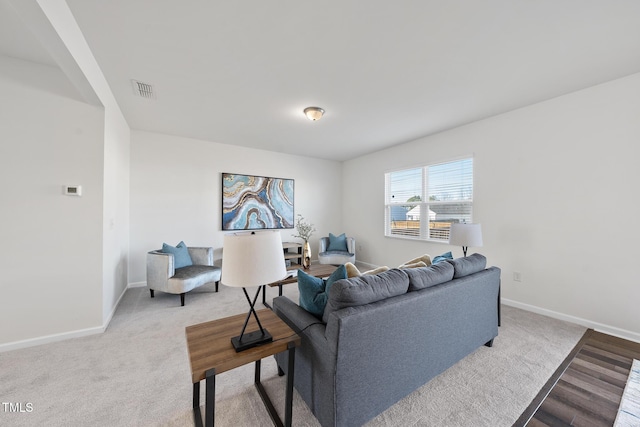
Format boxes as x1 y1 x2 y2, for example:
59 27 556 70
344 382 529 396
185 309 301 426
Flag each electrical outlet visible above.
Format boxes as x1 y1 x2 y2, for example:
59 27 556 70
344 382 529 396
513 272 522 282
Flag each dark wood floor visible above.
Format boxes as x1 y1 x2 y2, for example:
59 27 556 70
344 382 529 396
514 329 640 427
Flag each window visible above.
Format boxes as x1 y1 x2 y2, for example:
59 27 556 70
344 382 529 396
385 158 473 241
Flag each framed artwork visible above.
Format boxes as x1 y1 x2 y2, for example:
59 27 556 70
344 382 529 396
222 173 294 230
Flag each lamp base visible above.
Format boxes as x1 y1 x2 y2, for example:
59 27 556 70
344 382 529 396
231 329 273 352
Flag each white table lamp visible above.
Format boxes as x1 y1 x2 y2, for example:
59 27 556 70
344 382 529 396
221 230 287 351
449 223 483 257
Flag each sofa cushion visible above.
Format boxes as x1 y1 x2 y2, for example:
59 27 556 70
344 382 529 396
298 265 347 318
405 262 454 291
168 265 221 293
327 233 349 252
322 268 409 323
399 261 428 269
399 254 432 268
432 251 453 264
363 266 390 275
161 241 193 269
344 262 361 278
344 262 390 278
447 253 487 278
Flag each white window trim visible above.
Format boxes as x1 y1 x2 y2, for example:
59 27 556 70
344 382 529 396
385 157 474 242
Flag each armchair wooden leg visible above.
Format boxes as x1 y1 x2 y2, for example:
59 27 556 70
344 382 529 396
215 281 219 292
150 289 154 298
180 293 185 306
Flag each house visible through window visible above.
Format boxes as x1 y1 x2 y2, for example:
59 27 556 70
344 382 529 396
385 158 473 241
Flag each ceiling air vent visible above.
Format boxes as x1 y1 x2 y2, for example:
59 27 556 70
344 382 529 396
131 79 156 99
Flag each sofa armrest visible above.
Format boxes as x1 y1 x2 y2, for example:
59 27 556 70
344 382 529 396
318 237 328 253
273 296 322 332
188 247 213 266
346 237 356 255
273 296 332 354
146 251 174 290
273 295 336 422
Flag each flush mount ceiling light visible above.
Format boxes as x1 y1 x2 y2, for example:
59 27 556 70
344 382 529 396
303 107 325 121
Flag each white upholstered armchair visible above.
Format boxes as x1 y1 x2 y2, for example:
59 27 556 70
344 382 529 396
146 246 221 306
318 235 356 265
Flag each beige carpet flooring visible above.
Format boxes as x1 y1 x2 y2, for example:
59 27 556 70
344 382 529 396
0 282 586 427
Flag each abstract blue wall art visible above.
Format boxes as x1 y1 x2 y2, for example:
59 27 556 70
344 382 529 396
222 173 294 230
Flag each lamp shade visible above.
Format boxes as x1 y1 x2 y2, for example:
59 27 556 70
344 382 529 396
449 223 483 247
221 231 287 288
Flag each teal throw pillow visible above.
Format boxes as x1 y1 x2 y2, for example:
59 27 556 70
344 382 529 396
432 251 453 264
327 233 349 252
162 241 193 269
298 265 347 318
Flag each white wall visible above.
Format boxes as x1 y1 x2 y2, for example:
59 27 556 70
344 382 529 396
0 56 105 346
343 73 640 342
129 130 343 284
34 0 132 327
101 109 130 324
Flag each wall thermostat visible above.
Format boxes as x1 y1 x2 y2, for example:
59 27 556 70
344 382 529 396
64 185 82 196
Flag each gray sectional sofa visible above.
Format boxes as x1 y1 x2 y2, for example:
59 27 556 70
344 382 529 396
273 253 500 427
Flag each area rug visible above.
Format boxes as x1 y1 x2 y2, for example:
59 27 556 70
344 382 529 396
614 359 640 427
170 300 588 426
0 286 586 427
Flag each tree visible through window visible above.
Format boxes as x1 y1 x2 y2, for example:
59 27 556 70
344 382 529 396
385 158 473 241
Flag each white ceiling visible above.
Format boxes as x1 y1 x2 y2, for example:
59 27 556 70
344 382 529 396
0 1 56 67
5 1 640 161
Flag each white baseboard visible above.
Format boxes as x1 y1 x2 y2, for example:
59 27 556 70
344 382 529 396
0 325 105 353
102 284 130 328
128 281 146 288
4 285 636 352
1 284 134 353
502 298 640 344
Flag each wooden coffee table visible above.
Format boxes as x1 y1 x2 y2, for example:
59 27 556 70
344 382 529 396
185 309 301 427
262 263 338 309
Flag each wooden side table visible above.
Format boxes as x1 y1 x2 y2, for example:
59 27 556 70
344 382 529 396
185 309 301 427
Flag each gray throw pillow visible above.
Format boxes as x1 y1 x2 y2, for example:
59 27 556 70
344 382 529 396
447 253 487 278
322 268 409 323
405 262 454 291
